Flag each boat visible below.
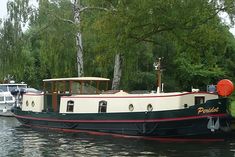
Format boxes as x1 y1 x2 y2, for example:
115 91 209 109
11 77 234 138
11 78 234 138
0 81 27 116
11 59 234 138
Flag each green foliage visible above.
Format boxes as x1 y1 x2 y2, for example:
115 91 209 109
0 0 235 92
82 0 235 91
231 101 235 117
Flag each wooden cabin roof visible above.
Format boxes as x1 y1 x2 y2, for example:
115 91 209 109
43 77 110 82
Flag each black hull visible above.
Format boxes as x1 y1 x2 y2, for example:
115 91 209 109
12 98 232 138
17 115 231 138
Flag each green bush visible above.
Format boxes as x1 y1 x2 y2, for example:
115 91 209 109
231 101 235 117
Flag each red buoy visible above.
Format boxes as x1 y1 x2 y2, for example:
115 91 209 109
217 79 234 96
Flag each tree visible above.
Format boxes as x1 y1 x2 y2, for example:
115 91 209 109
1 0 235 92
72 0 84 77
0 0 33 81
85 0 235 91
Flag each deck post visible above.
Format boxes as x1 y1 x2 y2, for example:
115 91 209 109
154 58 162 93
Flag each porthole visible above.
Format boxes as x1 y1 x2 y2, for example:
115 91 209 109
147 104 153 111
26 100 29 106
129 104 134 111
31 101 35 107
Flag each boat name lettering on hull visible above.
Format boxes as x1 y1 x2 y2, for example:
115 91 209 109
197 107 219 114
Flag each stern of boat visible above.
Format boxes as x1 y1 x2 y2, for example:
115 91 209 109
194 97 232 134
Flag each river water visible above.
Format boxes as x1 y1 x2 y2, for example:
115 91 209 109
1 117 235 157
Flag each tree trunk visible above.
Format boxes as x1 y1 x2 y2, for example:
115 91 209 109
112 53 123 90
72 0 84 77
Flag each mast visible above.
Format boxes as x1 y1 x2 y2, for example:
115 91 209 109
154 58 162 93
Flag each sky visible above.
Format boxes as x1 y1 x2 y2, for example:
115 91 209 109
0 0 235 36
0 0 8 20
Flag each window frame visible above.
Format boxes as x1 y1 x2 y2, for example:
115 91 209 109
98 100 107 113
66 100 75 112
194 96 205 105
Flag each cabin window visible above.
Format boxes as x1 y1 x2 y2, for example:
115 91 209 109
129 104 134 111
98 101 107 113
5 96 13 101
147 104 153 111
67 100 74 112
71 82 81 94
0 96 4 102
8 85 17 93
184 104 188 108
195 96 205 105
0 85 7 92
207 85 216 93
44 81 55 94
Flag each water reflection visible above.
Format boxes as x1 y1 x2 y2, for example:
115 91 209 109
0 117 235 157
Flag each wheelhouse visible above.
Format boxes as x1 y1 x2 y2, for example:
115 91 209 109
42 77 110 112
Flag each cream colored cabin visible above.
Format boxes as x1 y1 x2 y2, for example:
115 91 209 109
21 77 218 113
58 92 218 113
22 93 44 112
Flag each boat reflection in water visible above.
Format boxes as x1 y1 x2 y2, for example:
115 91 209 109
1 117 235 157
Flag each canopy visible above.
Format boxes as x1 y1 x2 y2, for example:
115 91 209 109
43 77 110 82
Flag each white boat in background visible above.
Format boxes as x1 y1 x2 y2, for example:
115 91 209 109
0 81 27 116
